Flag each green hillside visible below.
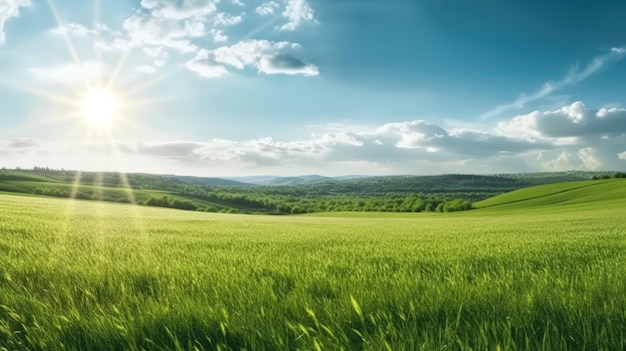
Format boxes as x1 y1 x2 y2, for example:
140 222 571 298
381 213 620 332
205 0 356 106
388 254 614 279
474 178 626 210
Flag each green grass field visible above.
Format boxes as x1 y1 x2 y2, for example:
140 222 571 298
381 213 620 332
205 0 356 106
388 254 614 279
1 180 626 350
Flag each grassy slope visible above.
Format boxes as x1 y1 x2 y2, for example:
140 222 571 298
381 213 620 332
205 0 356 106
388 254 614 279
1 183 625 350
473 178 626 210
0 180 241 212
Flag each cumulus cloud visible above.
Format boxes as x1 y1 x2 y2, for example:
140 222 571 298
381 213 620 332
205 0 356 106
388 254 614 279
619 151 626 160
538 147 604 172
186 49 229 77
140 0 218 20
0 0 31 44
495 101 626 140
481 47 626 120
121 12 201 52
578 147 601 169
209 28 227 42
98 1 228 57
280 0 315 30
187 39 318 77
213 12 244 26
539 151 576 171
256 0 316 30
256 1 280 16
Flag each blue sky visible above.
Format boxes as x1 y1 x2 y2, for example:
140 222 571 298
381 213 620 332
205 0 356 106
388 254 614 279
1 0 626 176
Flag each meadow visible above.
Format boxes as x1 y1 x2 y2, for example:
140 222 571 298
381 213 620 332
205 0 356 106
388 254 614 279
1 179 626 350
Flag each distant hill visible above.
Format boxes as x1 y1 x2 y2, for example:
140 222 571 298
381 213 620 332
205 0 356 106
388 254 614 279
164 175 254 187
2 168 622 214
257 175 339 186
290 172 615 202
226 175 340 185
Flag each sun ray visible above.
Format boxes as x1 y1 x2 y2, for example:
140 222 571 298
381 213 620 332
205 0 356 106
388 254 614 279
93 0 102 69
239 14 284 41
103 130 140 206
0 81 79 107
122 66 184 96
106 50 132 92
45 0 92 89
31 0 156 274
68 170 83 200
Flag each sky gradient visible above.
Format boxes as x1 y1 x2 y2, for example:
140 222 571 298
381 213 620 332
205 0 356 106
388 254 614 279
1 0 626 176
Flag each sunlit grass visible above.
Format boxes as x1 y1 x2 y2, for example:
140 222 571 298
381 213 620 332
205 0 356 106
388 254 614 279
1 192 625 350
473 178 625 209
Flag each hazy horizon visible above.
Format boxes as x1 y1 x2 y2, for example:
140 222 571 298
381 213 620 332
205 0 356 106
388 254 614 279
2 1 626 177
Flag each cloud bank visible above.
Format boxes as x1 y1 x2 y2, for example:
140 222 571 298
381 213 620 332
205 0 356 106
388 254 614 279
5 102 626 176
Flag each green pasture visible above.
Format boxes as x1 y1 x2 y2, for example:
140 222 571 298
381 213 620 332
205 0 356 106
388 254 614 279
1 180 626 350
474 178 625 210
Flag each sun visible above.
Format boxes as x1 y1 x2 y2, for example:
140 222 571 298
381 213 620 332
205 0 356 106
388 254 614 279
81 89 119 125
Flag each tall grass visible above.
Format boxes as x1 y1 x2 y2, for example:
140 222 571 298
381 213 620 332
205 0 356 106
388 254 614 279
1 192 625 350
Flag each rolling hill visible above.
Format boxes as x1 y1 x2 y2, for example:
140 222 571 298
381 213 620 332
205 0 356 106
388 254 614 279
474 178 626 211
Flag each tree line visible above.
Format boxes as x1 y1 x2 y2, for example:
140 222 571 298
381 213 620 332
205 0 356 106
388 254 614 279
141 191 472 214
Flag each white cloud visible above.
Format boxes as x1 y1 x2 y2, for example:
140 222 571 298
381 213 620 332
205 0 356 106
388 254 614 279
256 1 280 16
186 49 229 78
98 1 225 61
481 47 626 120
0 0 31 44
619 151 626 160
213 12 244 26
90 0 317 75
50 23 95 36
281 0 315 30
27 62 106 84
143 46 169 67
209 29 227 42
494 111 543 141
578 147 600 170
187 39 318 77
122 13 200 52
495 101 626 140
50 22 119 38
141 0 219 20
93 38 134 53
540 151 576 171
538 147 602 172
137 64 157 74
370 121 447 149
